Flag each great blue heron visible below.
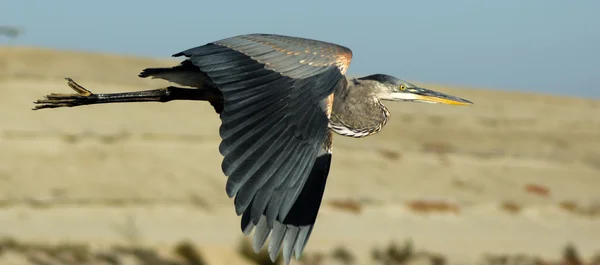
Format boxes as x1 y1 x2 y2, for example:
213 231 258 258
33 33 472 264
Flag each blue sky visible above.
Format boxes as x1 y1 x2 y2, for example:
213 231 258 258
1 0 598 98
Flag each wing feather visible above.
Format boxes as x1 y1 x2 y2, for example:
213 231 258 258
219 72 283 92
209 67 266 84
268 221 287 260
218 89 288 140
223 114 290 196
174 33 350 264
282 226 300 264
191 51 248 66
199 58 258 72
283 65 326 80
242 45 276 57
209 63 265 78
221 113 287 182
277 152 316 220
273 51 310 73
253 215 271 252
231 125 292 213
218 100 287 156
244 131 298 222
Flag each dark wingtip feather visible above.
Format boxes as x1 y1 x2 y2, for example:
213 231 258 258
282 153 331 226
237 152 332 264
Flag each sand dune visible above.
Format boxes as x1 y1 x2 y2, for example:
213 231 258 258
1 46 599 264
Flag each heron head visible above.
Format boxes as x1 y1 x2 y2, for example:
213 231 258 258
357 74 473 105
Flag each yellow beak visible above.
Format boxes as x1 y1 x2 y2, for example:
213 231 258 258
407 87 473 105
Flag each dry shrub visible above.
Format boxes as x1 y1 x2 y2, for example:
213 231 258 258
479 244 600 265
0 237 206 265
421 141 455 155
524 184 551 197
173 241 207 265
405 199 460 214
500 201 522 215
558 201 600 217
378 148 402 161
372 240 446 265
563 244 583 265
558 201 578 213
451 179 468 189
328 199 363 214
372 240 414 264
480 253 547 265
331 245 356 264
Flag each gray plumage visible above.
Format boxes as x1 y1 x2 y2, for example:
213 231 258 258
171 35 342 264
329 77 391 137
32 33 473 265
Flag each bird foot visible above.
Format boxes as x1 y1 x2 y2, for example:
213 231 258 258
32 78 97 110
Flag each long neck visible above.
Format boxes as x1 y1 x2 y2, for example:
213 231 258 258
329 78 390 138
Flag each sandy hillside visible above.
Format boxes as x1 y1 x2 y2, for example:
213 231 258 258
1 46 599 265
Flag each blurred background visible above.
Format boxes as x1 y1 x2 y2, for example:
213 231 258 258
1 1 599 265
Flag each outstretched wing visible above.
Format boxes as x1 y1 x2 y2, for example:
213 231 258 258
173 34 353 264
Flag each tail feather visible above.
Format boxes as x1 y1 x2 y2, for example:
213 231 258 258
139 60 210 88
139 60 223 113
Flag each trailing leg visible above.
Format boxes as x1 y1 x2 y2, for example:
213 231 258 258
32 78 222 110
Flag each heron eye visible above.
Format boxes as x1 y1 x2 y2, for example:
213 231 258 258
399 85 406 91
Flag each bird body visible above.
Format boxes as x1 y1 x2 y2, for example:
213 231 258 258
33 33 473 265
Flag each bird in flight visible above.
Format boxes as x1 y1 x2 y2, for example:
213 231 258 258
33 33 473 264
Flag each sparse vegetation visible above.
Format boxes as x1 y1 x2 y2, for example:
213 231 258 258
500 201 522 215
377 148 402 161
478 243 599 265
524 184 551 197
0 236 598 265
173 241 208 265
559 201 579 213
405 199 461 214
328 198 363 214
558 201 600 217
421 141 454 155
372 240 447 265
0 237 207 265
331 245 356 264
